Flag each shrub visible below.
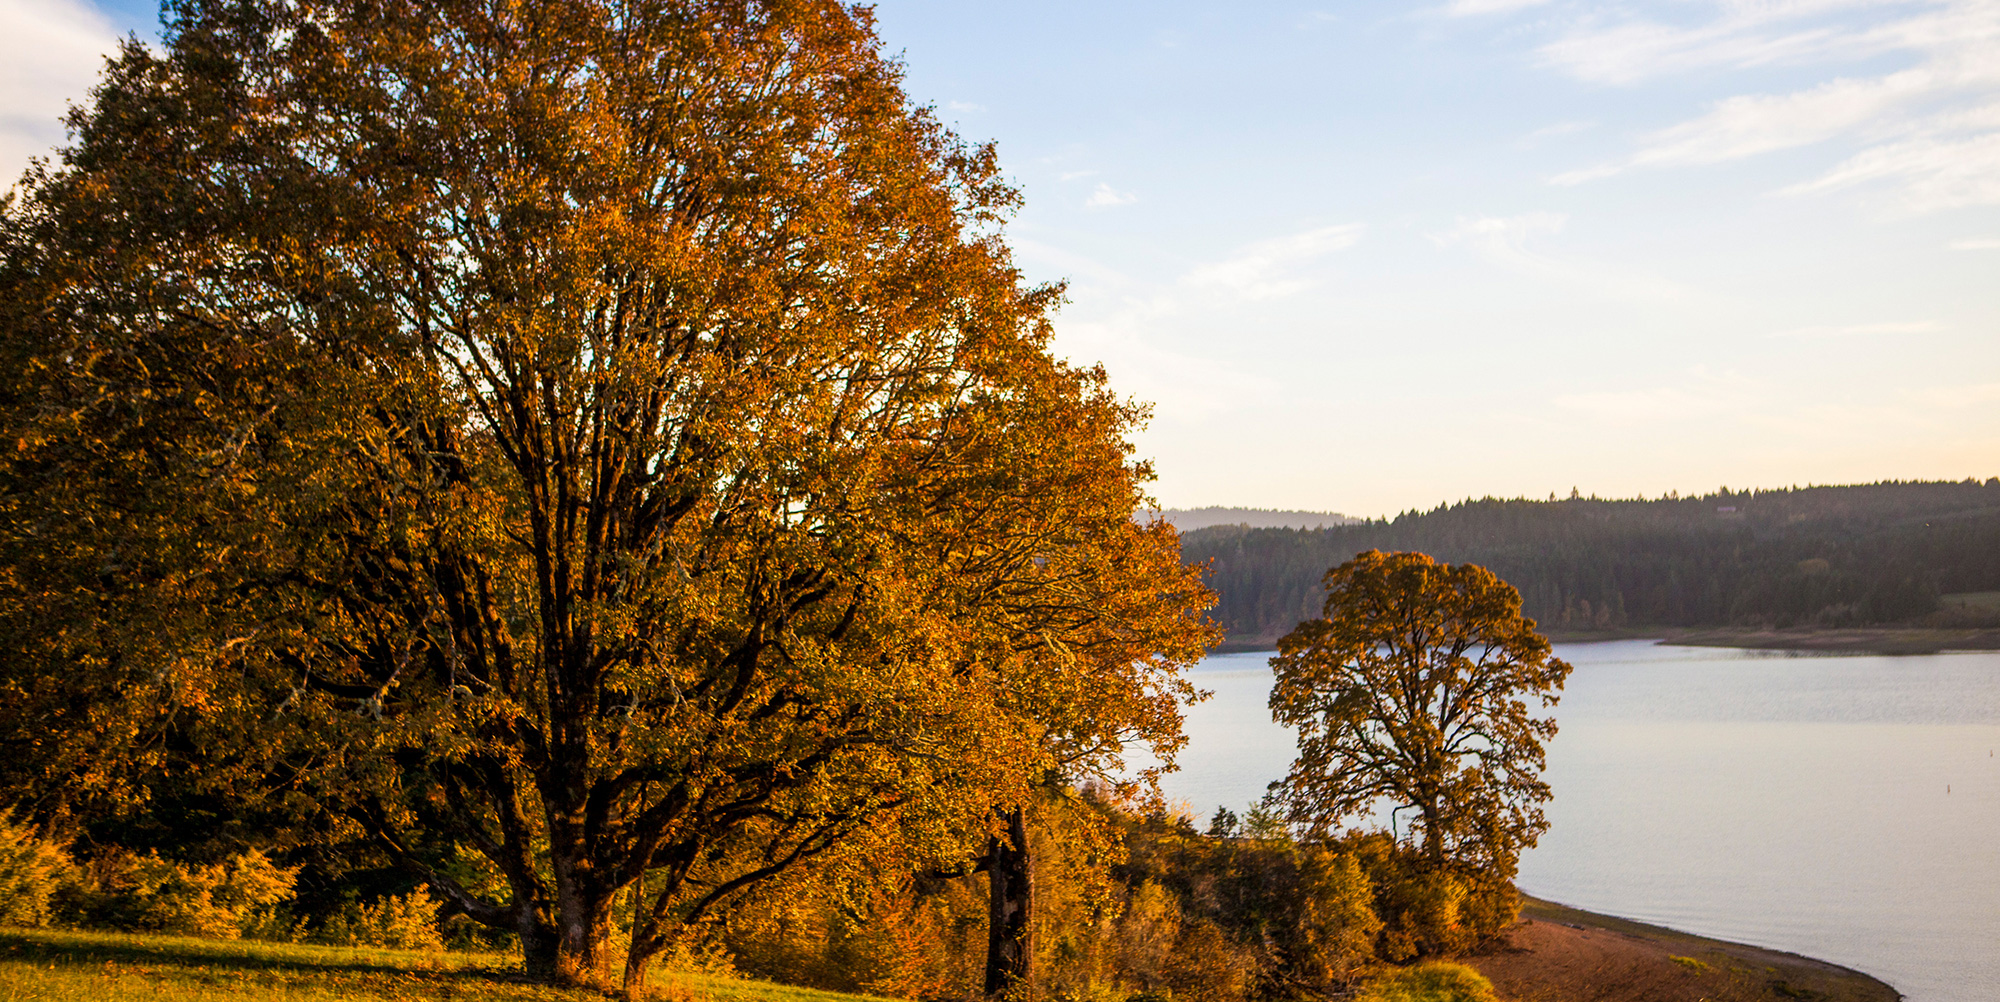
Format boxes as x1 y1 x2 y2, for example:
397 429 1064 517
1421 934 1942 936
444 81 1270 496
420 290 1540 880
55 848 297 939
0 814 73 927
1349 835 1515 961
317 887 444 951
1162 917 1260 1002
1278 847 1383 986
1355 961 1500 1002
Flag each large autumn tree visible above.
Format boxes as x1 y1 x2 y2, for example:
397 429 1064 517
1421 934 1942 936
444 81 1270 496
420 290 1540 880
0 0 1213 988
1267 551 1569 924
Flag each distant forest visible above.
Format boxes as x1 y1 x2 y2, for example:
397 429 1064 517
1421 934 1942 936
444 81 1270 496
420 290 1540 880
1158 506 1362 530
1180 480 2000 646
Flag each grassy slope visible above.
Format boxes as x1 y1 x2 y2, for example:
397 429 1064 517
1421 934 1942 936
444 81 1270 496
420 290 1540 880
0 928 893 1002
4 905 1903 1002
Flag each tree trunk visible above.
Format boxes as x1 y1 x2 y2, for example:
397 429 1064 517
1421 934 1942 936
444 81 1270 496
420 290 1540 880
514 896 613 983
1421 796 1445 867
623 945 656 996
983 806 1035 998
549 849 618 984
520 915 561 980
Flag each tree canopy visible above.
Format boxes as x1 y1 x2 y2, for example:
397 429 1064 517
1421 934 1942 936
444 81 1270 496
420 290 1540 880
0 0 1213 988
1267 551 1568 906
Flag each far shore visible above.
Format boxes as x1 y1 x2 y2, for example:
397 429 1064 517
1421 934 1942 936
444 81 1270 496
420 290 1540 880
1472 894 1901 1002
1213 625 2000 656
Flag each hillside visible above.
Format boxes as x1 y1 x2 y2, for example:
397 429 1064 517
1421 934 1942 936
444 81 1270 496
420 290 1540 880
1155 506 1362 530
1181 480 2000 648
0 906 1897 1002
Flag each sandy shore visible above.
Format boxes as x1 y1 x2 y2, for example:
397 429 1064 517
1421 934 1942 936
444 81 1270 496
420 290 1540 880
1466 895 1901 1002
1656 626 2000 655
1219 626 2000 655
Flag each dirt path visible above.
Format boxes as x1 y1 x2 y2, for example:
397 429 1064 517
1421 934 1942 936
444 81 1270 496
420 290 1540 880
1463 896 1902 1002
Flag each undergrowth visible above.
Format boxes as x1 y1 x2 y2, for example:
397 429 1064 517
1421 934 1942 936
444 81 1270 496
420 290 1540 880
0 927 893 1002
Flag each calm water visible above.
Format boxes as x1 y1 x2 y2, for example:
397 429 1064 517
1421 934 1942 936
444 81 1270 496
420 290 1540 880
1157 640 2000 1002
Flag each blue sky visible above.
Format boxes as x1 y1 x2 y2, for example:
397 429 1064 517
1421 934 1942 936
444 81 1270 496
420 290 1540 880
6 0 1996 517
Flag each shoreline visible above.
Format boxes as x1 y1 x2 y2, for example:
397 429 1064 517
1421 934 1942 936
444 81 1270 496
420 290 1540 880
1212 625 2000 656
1470 894 1901 1002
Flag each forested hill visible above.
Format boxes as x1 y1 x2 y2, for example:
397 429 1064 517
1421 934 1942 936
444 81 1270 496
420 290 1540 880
1157 506 1361 530
1180 480 2000 647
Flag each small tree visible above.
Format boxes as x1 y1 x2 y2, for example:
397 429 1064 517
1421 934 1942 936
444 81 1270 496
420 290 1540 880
1267 550 1569 943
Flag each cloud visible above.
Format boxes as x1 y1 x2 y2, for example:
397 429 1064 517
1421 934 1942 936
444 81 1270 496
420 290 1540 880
1181 224 1364 300
1538 1 2000 210
1430 211 1568 259
1540 17 1878 87
1949 236 2000 248
1520 119 1596 146
1008 237 1279 421
946 100 986 114
1086 182 1138 208
0 0 118 186
1783 120 2000 210
1769 320 1946 338
1446 0 1554 16
1053 307 1280 421
1432 212 1690 299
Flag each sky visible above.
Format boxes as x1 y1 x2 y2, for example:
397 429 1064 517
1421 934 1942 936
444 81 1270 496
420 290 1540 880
4 1 1997 518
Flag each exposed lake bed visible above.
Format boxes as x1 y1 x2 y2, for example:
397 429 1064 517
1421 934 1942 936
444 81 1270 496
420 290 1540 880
1160 640 2000 1002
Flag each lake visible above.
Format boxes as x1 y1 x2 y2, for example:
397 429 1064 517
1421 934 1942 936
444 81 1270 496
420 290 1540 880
1157 640 2000 1002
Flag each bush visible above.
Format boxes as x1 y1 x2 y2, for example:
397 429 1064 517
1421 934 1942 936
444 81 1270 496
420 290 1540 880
1117 814 1381 996
55 848 297 938
1349 835 1515 961
1279 847 1383 985
316 887 444 951
0 814 73 927
1355 961 1499 1002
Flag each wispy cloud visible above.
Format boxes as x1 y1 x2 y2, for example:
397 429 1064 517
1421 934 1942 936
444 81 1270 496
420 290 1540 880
1053 306 1280 421
946 100 986 114
1446 0 1556 16
1537 5 1904 86
1536 0 2000 210
1181 224 1364 300
1949 235 2000 248
1085 182 1138 208
1520 120 1596 146
0 0 117 186
1432 212 1689 300
1009 236 1280 421
1769 320 1946 338
1783 121 2000 210
1432 211 1568 258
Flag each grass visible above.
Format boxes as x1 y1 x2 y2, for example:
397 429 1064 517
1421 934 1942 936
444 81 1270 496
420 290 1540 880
1940 591 2000 610
1353 962 1498 1002
0 928 893 1002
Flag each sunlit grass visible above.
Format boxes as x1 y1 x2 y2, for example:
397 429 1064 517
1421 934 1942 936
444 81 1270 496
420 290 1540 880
0 928 893 1002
